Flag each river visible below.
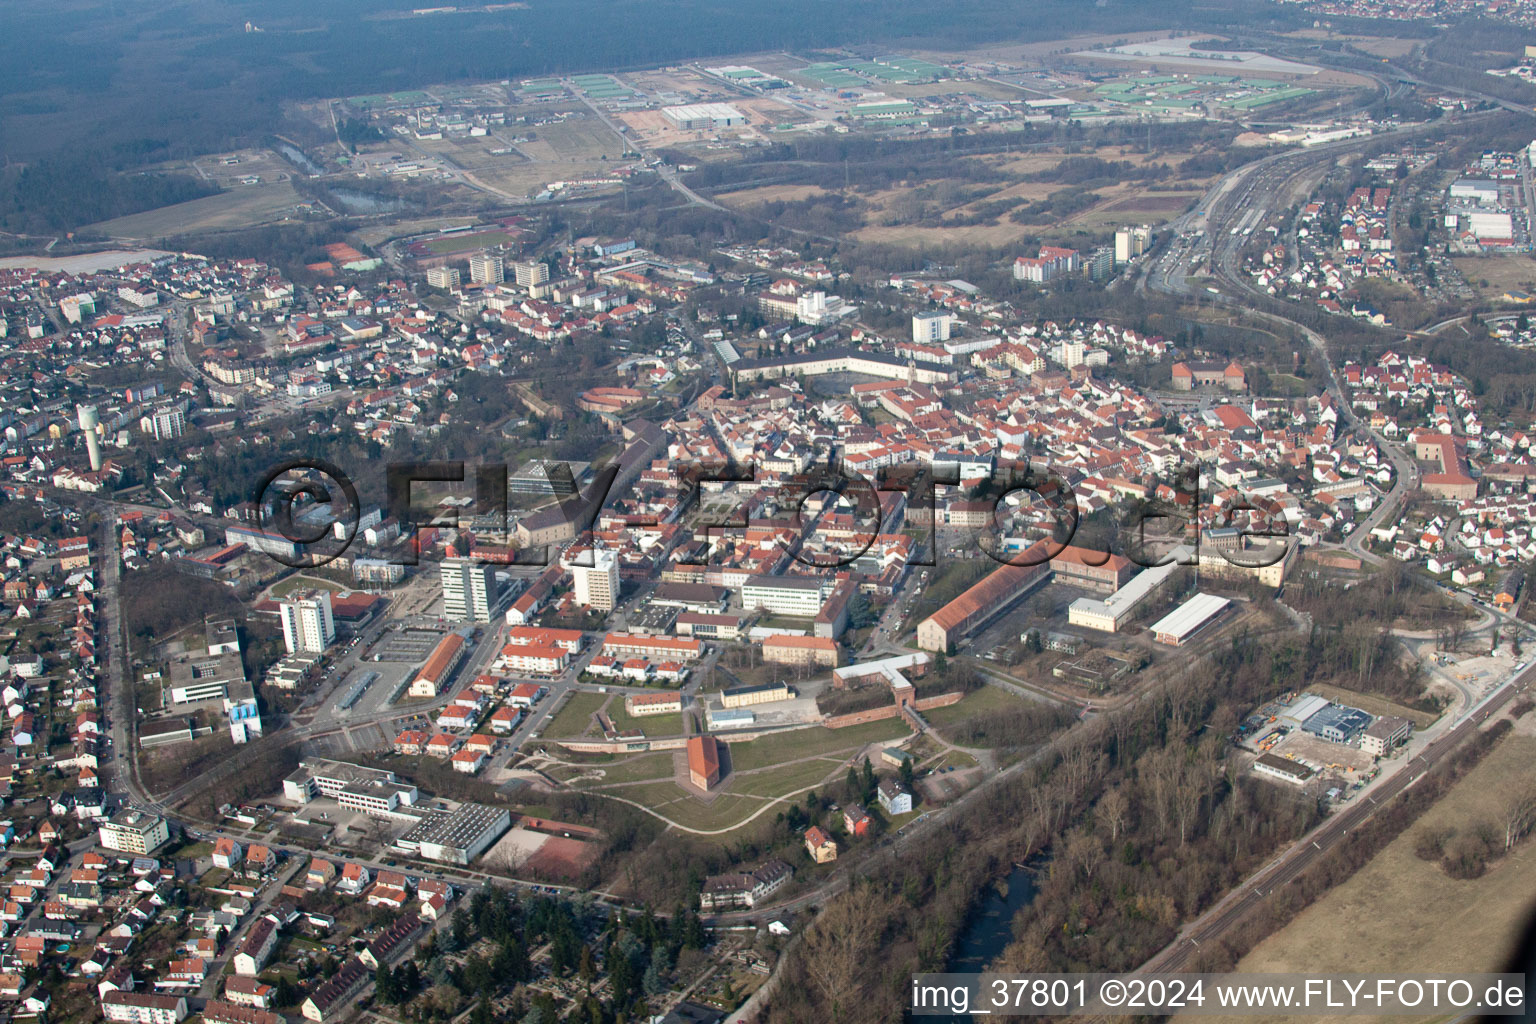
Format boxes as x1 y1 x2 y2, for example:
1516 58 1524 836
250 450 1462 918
277 143 324 177
949 862 1037 973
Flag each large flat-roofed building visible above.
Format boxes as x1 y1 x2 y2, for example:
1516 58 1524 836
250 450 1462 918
571 548 619 613
1148 593 1230 646
916 547 1052 652
912 309 954 344
283 759 418 817
720 681 792 708
1253 753 1314 786
225 525 302 563
99 810 170 855
1067 551 1191 633
708 707 755 729
468 253 504 285
675 612 747 640
336 780 420 817
662 102 747 130
652 582 730 613
206 618 240 656
741 575 828 618
687 735 722 789
1301 703 1372 744
513 260 549 287
167 650 247 705
1279 694 1330 729
395 803 511 865
1360 715 1411 756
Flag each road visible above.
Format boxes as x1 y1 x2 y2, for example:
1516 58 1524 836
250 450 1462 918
568 81 730 213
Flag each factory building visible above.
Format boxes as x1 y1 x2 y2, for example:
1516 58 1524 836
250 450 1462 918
1148 593 1230 646
662 103 747 130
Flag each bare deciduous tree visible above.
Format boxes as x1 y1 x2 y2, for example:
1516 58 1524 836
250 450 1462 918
1504 786 1536 852
1096 786 1129 843
800 882 882 1024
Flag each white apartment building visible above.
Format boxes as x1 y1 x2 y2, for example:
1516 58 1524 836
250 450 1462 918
467 253 504 285
279 590 336 655
99 810 171 855
441 558 497 621
911 310 953 344
571 548 619 612
513 260 550 287
142 406 187 441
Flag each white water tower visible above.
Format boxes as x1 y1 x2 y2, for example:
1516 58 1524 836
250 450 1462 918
77 404 102 471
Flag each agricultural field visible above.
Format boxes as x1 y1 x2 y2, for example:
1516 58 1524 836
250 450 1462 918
85 182 307 240
1201 731 1536 1022
521 117 628 163
712 145 1216 250
347 90 433 111
1452 255 1536 302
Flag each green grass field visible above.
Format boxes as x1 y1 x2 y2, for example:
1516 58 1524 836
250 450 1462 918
921 685 1025 730
728 758 842 797
542 692 608 739
606 701 686 736
584 751 678 785
726 719 910 773
424 230 517 255
619 782 772 831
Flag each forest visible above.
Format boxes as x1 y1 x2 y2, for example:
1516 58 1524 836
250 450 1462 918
0 151 220 234
759 620 1516 1023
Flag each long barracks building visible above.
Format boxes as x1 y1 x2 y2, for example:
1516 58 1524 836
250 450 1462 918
916 541 1138 652
730 347 958 387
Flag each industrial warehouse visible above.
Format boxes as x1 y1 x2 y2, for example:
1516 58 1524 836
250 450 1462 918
1148 592 1232 646
1238 691 1415 796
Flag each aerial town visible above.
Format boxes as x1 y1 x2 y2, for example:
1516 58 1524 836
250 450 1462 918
2 2 1536 1023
